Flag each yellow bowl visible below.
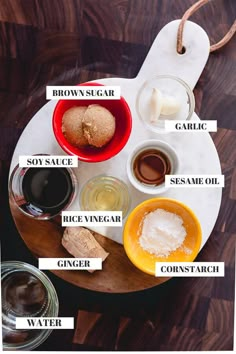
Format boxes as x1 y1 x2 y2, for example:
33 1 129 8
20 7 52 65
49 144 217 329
123 198 202 276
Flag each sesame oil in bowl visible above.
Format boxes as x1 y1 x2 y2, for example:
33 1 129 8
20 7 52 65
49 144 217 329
133 148 171 186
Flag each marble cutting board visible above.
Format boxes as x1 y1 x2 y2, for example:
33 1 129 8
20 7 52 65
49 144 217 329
10 20 222 250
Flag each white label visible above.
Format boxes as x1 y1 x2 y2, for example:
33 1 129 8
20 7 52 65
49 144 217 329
38 258 102 270
165 175 224 188
156 262 224 277
165 120 217 132
19 155 78 168
46 85 120 100
15 317 74 329
62 211 123 227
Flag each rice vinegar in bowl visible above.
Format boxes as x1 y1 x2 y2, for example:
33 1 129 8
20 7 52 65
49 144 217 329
92 184 118 211
79 175 130 218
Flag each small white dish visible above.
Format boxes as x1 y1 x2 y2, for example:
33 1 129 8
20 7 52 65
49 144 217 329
127 139 180 194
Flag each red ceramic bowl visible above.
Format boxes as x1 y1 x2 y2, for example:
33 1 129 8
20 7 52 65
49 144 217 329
52 82 132 162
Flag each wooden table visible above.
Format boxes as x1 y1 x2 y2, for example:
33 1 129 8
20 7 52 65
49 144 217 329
0 0 235 351
10 198 169 293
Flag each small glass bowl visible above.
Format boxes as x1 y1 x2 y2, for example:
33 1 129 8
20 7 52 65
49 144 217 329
136 75 195 133
79 175 131 219
1 261 59 351
9 157 77 220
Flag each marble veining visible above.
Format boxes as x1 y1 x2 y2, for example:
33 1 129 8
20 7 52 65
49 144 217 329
10 21 222 248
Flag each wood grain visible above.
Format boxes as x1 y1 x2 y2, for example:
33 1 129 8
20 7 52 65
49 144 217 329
10 198 169 293
0 0 235 351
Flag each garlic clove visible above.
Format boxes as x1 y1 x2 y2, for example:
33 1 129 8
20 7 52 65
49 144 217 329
161 95 181 116
150 88 163 123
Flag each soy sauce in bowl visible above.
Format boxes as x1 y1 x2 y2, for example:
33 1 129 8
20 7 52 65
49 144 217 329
22 168 73 214
10 165 77 219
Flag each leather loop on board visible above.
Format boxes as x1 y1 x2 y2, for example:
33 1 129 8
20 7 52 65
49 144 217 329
177 0 236 54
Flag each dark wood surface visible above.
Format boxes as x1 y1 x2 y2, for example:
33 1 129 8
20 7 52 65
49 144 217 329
10 198 169 292
0 0 235 351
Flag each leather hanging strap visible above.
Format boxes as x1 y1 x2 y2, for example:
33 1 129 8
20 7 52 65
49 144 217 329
177 0 236 53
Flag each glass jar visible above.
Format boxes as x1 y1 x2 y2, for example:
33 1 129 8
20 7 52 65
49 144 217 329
1 261 59 351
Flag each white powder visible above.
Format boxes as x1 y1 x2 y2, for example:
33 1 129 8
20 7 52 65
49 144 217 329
139 208 187 257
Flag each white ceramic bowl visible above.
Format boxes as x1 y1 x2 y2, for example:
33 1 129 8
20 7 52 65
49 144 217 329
126 139 180 194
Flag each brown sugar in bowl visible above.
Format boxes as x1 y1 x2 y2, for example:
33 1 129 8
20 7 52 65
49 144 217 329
52 82 132 162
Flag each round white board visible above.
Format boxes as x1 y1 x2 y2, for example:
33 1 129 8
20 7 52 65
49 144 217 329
10 20 222 249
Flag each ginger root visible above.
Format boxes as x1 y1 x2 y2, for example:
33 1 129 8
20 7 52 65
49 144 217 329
62 227 109 273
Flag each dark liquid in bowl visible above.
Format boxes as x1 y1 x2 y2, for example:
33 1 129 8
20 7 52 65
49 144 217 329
133 149 171 186
22 168 73 213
